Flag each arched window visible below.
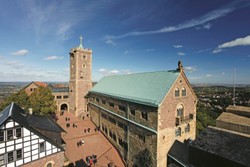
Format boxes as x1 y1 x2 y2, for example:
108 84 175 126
175 88 180 97
185 124 190 132
175 127 181 137
44 161 54 167
176 104 184 117
182 87 186 96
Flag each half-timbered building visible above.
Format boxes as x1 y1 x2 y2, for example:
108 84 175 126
0 102 65 167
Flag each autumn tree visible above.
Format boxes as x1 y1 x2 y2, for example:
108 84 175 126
29 86 56 116
0 90 30 111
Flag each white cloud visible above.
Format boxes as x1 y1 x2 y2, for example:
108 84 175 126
218 35 250 49
173 45 183 48
184 66 197 73
212 48 223 54
105 39 116 46
109 70 119 74
178 52 185 56
65 68 70 71
196 23 212 30
99 68 107 72
105 1 247 40
203 23 212 29
11 49 29 56
44 56 63 60
206 74 212 77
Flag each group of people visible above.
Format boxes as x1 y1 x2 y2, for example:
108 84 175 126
86 155 97 167
77 139 84 147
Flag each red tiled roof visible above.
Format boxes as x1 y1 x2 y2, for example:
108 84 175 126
34 81 47 87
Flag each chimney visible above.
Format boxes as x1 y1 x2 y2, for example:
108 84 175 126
28 108 33 115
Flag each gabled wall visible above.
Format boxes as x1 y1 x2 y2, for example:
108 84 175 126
157 72 197 167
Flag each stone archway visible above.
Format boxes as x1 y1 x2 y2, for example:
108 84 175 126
60 103 68 114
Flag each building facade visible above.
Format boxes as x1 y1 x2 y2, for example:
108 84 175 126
0 103 64 167
87 62 197 167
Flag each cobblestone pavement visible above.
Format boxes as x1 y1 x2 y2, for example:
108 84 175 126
56 111 125 167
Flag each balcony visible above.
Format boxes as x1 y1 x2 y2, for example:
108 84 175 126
176 113 194 126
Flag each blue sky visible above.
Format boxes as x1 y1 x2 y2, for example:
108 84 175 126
0 0 250 84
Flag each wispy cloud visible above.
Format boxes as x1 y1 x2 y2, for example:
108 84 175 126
6 61 25 69
185 66 197 73
212 35 250 53
206 74 212 77
196 23 212 30
105 39 116 46
212 48 223 54
173 45 183 48
218 35 250 48
98 68 132 76
105 1 249 40
178 52 185 56
44 56 63 60
11 49 29 56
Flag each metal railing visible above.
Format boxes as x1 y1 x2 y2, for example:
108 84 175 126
176 113 194 125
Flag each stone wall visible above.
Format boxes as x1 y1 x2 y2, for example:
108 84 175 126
21 152 64 167
89 93 158 167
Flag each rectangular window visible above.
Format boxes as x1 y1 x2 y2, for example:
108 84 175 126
0 154 4 165
109 102 114 108
39 142 45 153
175 89 180 97
7 152 14 163
57 96 62 99
30 88 33 92
130 109 135 116
0 131 4 142
16 128 22 138
63 95 68 99
182 89 186 96
7 130 13 140
96 98 99 103
118 105 126 112
141 112 148 120
16 149 22 160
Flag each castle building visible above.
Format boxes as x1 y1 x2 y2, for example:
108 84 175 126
87 61 197 167
20 38 198 166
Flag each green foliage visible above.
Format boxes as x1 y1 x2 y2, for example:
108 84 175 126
196 102 220 135
0 90 30 111
29 87 56 116
0 86 56 116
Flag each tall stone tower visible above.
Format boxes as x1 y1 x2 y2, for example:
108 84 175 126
69 36 92 116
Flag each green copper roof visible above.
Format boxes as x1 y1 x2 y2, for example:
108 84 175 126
90 70 180 106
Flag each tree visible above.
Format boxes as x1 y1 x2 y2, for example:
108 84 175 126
29 86 56 116
0 90 30 111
